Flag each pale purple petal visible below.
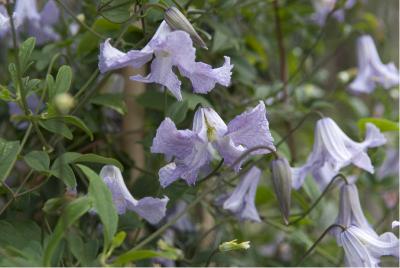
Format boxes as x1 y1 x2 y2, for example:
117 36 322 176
128 196 169 225
214 136 245 172
377 149 399 180
180 56 233 94
100 165 138 214
362 123 387 148
40 0 59 26
200 107 228 140
392 221 400 229
349 35 399 93
98 38 153 73
222 166 262 222
131 52 182 100
217 101 275 170
15 0 41 22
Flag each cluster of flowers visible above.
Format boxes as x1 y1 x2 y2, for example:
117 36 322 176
1 1 398 266
97 8 399 266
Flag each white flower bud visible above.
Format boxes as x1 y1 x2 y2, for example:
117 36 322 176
54 93 75 114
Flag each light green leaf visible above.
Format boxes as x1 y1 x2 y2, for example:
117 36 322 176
77 165 118 251
24 150 50 172
72 154 123 170
182 92 212 110
357 117 399 134
19 37 36 74
166 101 188 124
0 85 14 101
0 139 20 182
50 153 81 188
51 65 72 99
113 250 176 266
43 197 91 266
39 118 73 140
48 115 94 141
91 93 127 114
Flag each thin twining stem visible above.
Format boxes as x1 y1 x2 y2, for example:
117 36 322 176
289 173 349 225
204 248 219 267
276 110 324 148
296 224 347 266
229 145 279 170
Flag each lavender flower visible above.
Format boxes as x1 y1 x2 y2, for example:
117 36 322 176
13 0 60 45
151 101 275 187
220 166 262 222
335 184 399 267
0 6 16 37
98 21 233 101
99 165 169 224
349 35 399 93
291 117 386 189
311 0 356 26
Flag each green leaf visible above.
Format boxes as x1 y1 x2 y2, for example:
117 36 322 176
51 65 72 99
358 117 400 134
113 250 176 266
91 93 127 114
43 197 91 266
48 115 94 141
0 139 20 182
77 165 118 251
111 231 126 249
24 150 50 172
182 92 212 110
39 118 73 140
72 153 123 170
166 101 188 124
0 85 14 101
67 233 99 267
99 0 132 23
50 153 82 188
137 90 175 111
46 74 55 98
19 37 36 74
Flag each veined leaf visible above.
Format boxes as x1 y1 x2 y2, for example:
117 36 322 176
0 139 20 182
24 150 50 172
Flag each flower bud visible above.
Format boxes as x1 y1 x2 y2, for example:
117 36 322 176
219 239 250 252
164 6 207 49
270 157 292 225
54 93 75 114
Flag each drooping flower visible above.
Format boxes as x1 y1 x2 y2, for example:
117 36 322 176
151 101 275 187
10 0 60 44
99 165 169 224
291 117 386 189
333 183 399 267
220 166 262 222
348 35 399 93
98 21 233 101
311 0 356 26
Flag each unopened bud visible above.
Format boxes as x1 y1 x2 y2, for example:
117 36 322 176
270 157 292 225
54 93 75 114
219 239 250 252
164 6 207 49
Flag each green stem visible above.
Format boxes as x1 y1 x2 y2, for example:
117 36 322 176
229 145 278 170
204 249 219 267
288 173 349 225
296 224 346 266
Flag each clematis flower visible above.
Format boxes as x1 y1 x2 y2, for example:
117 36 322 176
151 101 275 187
349 35 399 93
333 183 400 267
99 165 169 224
98 21 233 101
291 117 386 189
9 0 60 44
220 166 262 222
311 0 356 26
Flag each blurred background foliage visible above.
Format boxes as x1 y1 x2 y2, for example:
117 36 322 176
0 0 398 266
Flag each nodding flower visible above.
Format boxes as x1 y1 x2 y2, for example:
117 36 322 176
98 21 233 101
349 35 399 93
151 101 275 187
291 117 386 190
99 165 169 224
334 184 399 267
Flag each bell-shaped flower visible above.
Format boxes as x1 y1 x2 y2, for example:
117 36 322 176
333 183 400 267
12 0 60 44
339 225 399 267
99 165 169 224
151 101 275 187
349 35 399 93
311 0 356 26
291 117 386 189
220 166 262 222
98 21 233 101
